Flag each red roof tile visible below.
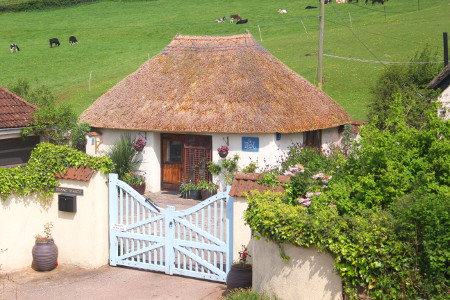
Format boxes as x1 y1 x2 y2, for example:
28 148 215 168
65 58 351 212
0 85 37 129
229 172 290 197
54 167 95 182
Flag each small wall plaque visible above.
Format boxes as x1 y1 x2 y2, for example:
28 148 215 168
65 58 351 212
242 137 259 152
111 224 127 232
54 186 84 196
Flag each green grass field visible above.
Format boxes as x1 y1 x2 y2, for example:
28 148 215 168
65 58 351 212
1 0 449 120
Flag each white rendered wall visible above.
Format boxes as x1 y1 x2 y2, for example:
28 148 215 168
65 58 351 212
253 238 343 300
0 173 109 272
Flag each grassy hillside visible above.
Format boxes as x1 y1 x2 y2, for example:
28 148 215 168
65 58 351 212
1 0 449 121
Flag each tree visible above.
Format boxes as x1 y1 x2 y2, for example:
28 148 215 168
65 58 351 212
8 79 90 147
368 46 441 130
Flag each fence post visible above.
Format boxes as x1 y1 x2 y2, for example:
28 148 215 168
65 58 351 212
109 173 119 266
165 206 176 275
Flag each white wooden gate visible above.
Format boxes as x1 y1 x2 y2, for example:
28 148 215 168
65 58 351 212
108 174 233 282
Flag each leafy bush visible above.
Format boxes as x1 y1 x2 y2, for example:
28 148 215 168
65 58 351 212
106 135 139 180
244 96 449 298
223 288 278 300
0 143 113 200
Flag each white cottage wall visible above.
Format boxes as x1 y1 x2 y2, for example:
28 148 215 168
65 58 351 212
86 129 161 193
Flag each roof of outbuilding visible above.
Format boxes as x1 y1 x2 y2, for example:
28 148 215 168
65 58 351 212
80 31 352 133
427 64 450 89
229 172 291 197
0 85 37 129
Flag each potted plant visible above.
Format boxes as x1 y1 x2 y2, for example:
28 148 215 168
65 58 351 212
180 181 202 200
32 222 58 272
218 145 229 158
197 180 218 200
122 171 146 195
226 245 252 290
132 137 146 152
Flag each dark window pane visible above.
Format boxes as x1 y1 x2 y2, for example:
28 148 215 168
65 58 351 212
167 140 182 163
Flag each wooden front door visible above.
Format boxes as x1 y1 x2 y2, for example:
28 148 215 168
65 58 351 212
161 134 184 190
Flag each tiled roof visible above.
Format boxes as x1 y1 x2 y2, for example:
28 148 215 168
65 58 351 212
0 85 37 129
80 32 352 134
229 172 291 197
54 167 95 182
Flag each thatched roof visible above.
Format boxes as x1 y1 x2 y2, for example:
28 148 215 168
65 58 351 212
0 85 37 129
80 32 351 133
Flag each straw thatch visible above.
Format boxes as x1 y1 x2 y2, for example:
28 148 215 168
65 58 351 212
80 32 351 133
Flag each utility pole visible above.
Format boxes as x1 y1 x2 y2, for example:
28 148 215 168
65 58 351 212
317 0 325 90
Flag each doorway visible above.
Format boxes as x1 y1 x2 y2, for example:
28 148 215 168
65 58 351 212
161 134 212 191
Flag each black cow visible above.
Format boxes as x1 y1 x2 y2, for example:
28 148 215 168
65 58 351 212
305 5 317 9
10 44 20 53
49 38 60 48
236 19 248 24
69 36 78 45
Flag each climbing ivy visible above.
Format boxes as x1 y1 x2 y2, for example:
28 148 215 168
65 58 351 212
0 143 113 201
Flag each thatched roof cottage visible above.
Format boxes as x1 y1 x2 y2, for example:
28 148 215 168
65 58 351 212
80 32 352 192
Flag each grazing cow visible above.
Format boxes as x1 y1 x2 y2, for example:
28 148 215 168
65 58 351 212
236 19 248 25
10 44 20 53
278 9 287 14
69 36 78 45
230 14 241 21
49 38 60 48
215 17 227 23
305 5 317 9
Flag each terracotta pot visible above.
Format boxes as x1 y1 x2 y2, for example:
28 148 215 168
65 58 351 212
32 239 58 271
132 183 146 195
226 264 252 290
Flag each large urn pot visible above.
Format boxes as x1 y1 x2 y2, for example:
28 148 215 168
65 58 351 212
32 239 58 271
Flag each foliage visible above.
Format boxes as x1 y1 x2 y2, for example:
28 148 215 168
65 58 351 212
208 154 240 186
236 245 251 268
244 97 449 298
180 182 198 193
256 173 280 189
106 135 139 180
242 162 257 173
368 46 441 130
0 143 113 201
121 171 145 186
70 122 91 151
223 288 278 300
35 222 54 242
196 180 218 193
9 78 85 146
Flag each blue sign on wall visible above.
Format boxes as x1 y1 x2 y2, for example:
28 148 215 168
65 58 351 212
242 137 259 152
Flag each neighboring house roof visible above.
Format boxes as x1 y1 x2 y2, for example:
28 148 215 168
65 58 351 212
229 172 290 197
427 64 450 90
80 32 352 133
0 85 37 129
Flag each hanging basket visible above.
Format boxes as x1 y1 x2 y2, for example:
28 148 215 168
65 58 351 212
219 151 228 158
32 239 58 271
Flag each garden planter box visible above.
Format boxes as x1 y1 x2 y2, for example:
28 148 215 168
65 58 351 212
226 264 252 290
132 183 146 195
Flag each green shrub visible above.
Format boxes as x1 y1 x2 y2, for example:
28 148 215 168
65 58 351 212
106 135 139 180
0 143 113 201
223 288 278 300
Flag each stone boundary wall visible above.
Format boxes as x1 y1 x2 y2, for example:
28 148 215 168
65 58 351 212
0 172 109 272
